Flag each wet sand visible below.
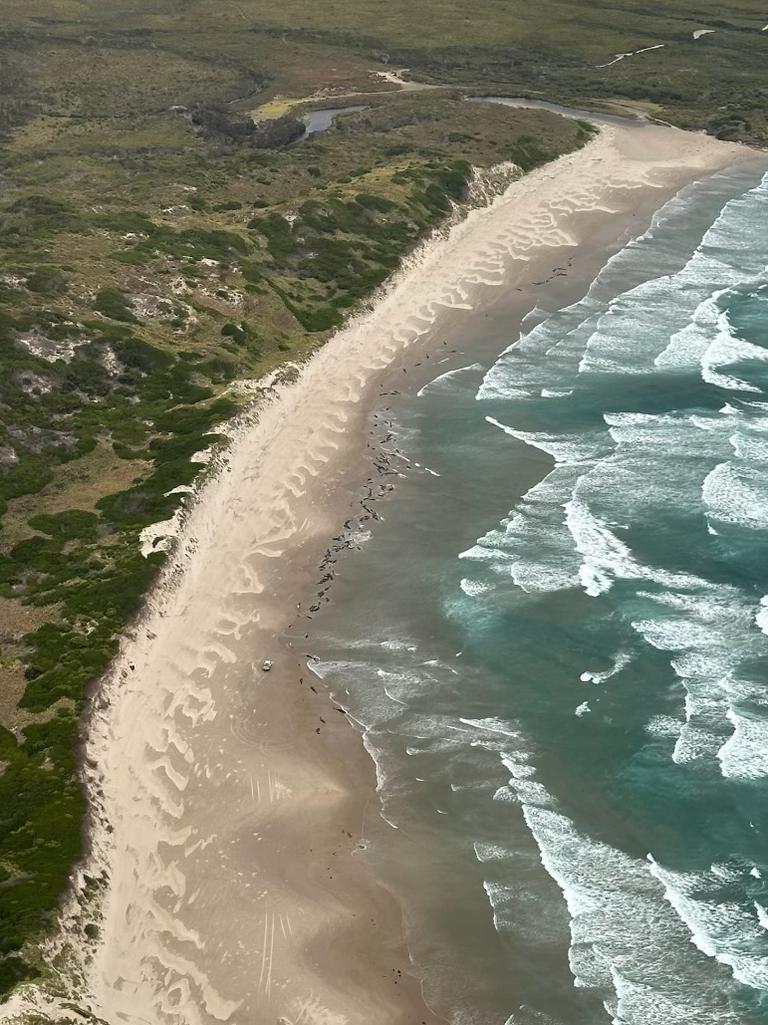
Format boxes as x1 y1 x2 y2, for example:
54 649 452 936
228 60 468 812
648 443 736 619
0 123 755 1025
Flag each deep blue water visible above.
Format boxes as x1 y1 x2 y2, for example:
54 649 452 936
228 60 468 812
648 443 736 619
309 163 768 1025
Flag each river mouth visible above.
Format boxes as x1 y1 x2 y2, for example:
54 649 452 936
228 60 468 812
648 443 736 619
467 94 645 126
297 95 641 147
287 89 642 147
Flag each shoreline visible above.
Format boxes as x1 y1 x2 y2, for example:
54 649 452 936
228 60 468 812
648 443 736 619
1 123 758 1024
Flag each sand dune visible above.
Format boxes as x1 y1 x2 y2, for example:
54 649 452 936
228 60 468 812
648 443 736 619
0 123 752 1025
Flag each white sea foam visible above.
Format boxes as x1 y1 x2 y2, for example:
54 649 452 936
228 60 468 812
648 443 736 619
702 461 768 529
417 362 484 398
459 716 522 742
504 1009 563 1025
645 714 684 738
648 856 768 990
479 295 605 401
460 462 584 593
717 702 768 780
485 416 605 463
482 873 567 945
459 577 492 597
565 496 638 596
579 649 632 684
700 308 766 394
655 287 725 371
461 713 759 1023
466 715 748 1020
574 170 768 395
471 174 768 781
516 802 738 1023
755 902 768 930
474 841 510 862
623 575 768 773
540 387 574 397
380 639 418 652
756 596 768 635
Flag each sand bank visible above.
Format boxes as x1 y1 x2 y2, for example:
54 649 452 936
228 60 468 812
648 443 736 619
0 123 754 1025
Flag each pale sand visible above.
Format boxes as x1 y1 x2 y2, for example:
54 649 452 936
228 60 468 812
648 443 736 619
0 124 756 1025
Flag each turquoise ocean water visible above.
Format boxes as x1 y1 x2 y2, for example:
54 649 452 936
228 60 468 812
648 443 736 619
309 162 768 1024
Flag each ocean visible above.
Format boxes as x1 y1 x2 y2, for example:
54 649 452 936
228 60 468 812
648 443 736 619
307 161 768 1024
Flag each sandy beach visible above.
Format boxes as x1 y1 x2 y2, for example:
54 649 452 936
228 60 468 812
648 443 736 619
1 121 756 1025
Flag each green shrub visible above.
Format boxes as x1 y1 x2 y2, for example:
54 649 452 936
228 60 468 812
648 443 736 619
0 957 37 998
0 712 84 992
355 193 396 213
94 288 136 323
221 321 248 343
251 213 296 262
0 454 54 516
28 509 99 542
112 249 146 266
96 211 156 234
25 268 67 295
505 136 552 172
113 336 173 373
